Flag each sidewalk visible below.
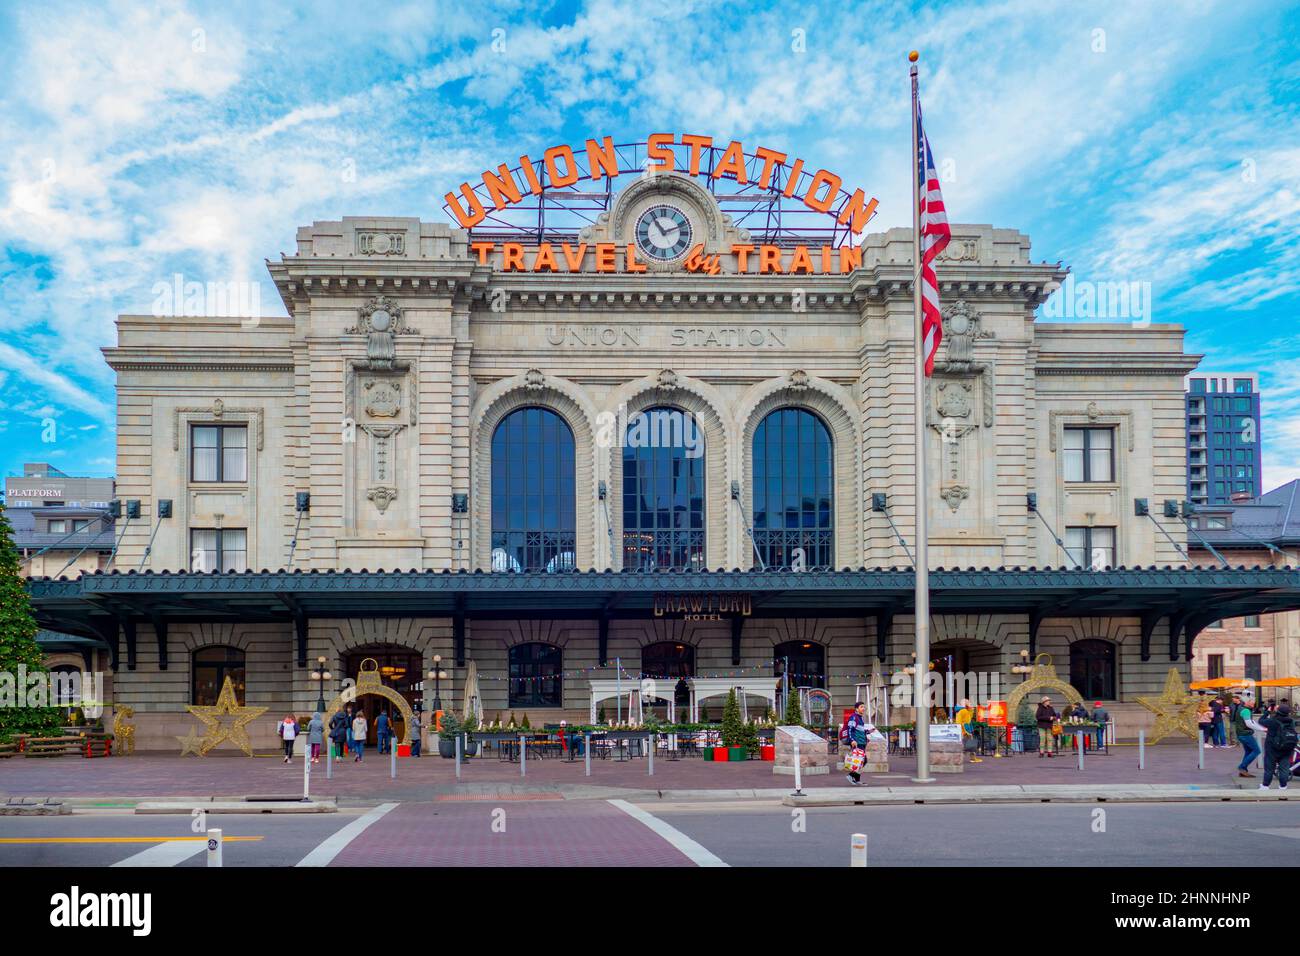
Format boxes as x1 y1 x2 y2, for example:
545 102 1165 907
0 741 1271 806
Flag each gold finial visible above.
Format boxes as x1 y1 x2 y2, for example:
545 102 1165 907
908 50 919 62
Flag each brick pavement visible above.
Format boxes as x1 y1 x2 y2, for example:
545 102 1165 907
0 741 1255 802
327 800 693 866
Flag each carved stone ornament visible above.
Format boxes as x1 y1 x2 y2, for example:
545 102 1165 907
941 299 993 367
655 369 679 392
940 484 970 513
363 379 402 418
524 368 546 391
936 381 972 420
788 369 810 391
211 398 225 419
367 487 398 513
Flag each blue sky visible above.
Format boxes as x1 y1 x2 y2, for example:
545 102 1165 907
1 0 1298 488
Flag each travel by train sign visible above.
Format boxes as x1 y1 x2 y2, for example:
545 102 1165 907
443 135 880 275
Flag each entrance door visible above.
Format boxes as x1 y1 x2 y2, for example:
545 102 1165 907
343 647 421 744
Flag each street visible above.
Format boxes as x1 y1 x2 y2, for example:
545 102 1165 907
3 799 1298 867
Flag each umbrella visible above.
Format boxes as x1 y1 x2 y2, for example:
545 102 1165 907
1256 677 1300 688
462 660 482 722
1189 677 1249 690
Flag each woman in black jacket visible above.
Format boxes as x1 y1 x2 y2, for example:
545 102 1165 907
1036 697 1058 758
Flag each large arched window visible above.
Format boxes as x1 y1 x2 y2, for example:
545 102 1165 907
508 643 563 708
622 406 705 570
192 646 246 705
640 642 695 680
491 407 576 572
774 640 826 690
753 408 833 570
1069 639 1116 701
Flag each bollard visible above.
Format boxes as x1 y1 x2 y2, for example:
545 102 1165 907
648 732 655 776
327 736 333 780
1198 730 1204 770
455 733 462 780
390 735 396 780
1076 730 1084 771
520 735 526 778
1138 728 1145 771
793 738 803 795
850 833 868 868
303 735 311 802
584 734 591 777
206 828 223 868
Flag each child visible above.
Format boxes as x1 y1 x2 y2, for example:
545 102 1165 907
277 714 298 763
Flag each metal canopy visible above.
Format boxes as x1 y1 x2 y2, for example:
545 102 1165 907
28 566 1300 639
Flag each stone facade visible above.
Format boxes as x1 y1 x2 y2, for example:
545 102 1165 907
92 179 1205 749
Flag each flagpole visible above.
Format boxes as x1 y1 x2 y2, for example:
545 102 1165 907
909 50 934 783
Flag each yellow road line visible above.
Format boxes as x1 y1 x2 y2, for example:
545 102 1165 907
0 836 263 844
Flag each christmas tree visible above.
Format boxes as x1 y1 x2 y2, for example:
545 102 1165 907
0 507 61 742
782 687 803 727
721 688 744 746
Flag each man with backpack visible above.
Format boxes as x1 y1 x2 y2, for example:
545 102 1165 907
1233 694 1262 779
1259 701 1296 790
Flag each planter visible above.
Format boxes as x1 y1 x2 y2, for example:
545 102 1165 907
728 746 747 762
709 746 730 761
703 746 715 761
759 744 775 761
438 736 473 758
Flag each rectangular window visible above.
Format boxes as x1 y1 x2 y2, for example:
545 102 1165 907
1208 655 1224 680
1205 517 1227 529
1244 615 1260 628
1244 654 1262 682
1234 379 1253 393
1190 378 1206 393
1064 526 1116 570
190 424 248 483
47 520 67 534
1062 427 1114 482
190 528 248 572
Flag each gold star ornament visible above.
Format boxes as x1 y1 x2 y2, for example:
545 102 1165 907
1136 668 1201 744
175 726 204 757
186 676 268 756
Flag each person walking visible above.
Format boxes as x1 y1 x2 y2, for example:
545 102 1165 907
376 710 391 756
1197 696 1214 747
1233 694 1262 779
1036 696 1058 758
328 708 348 762
842 701 871 786
343 704 356 757
307 711 325 764
351 709 368 762
1259 702 1297 790
277 714 298 763
1210 696 1226 748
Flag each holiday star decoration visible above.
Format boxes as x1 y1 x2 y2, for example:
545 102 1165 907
1136 667 1201 744
186 676 268 756
175 726 204 756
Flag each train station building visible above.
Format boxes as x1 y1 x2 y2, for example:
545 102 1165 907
26 137 1300 750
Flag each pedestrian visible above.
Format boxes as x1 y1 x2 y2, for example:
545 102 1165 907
954 698 981 764
343 704 356 757
277 714 298 763
308 711 324 764
328 708 348 761
1233 694 1262 778
1259 702 1296 790
1091 701 1110 751
842 701 871 786
1197 696 1214 747
1036 696 1058 758
376 709 391 755
1210 696 1226 747
351 709 368 762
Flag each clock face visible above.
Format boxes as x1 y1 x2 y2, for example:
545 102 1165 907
635 205 693 261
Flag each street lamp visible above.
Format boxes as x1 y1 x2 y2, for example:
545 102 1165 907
430 656 448 711
310 656 332 712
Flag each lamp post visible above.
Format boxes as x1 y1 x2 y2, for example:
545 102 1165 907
310 656 331 713
430 657 447 711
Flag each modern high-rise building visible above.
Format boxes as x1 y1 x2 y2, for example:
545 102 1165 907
1184 372 1261 506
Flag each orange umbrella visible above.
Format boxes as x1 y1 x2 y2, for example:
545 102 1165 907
1256 677 1300 688
1189 677 1246 690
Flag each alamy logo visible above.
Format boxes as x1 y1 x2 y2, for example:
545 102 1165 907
49 886 151 936
0 666 104 717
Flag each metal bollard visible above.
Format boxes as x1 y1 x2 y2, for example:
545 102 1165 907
1198 730 1205 770
1138 728 1145 771
390 735 396 780
1076 730 1084 771
455 733 462 780
303 736 311 802
520 735 526 778
850 833 868 868
793 738 803 795
326 737 332 779
584 734 591 777
206 828 223 868
648 732 655 776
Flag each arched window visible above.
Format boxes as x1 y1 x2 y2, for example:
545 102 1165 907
491 407 576 572
753 408 833 570
640 642 695 680
508 643 563 708
192 646 246 706
774 640 826 690
1069 639 1116 701
622 406 705 570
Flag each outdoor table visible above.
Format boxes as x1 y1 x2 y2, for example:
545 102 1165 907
1059 724 1106 753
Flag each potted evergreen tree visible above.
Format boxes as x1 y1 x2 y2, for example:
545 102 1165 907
719 689 746 761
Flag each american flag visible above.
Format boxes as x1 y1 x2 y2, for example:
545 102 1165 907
916 102 951 376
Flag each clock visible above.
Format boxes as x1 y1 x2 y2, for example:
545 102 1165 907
635 204 693 261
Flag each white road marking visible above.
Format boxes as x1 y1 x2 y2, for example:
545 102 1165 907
607 799 729 867
295 803 398 867
112 841 208 868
